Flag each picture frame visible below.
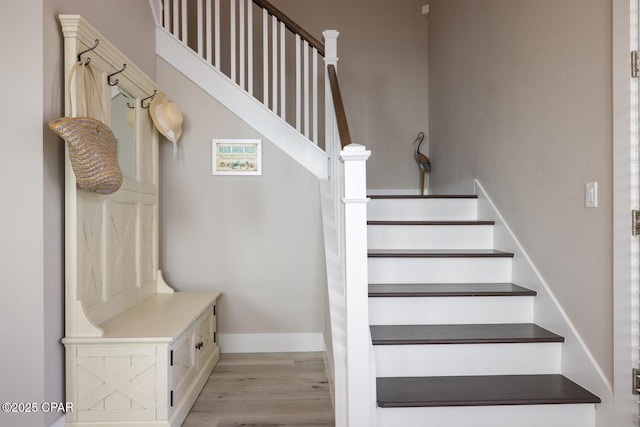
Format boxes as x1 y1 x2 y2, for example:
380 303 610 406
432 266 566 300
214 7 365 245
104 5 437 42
212 139 262 175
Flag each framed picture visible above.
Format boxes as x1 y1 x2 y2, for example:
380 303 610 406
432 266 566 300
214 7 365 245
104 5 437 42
212 139 262 175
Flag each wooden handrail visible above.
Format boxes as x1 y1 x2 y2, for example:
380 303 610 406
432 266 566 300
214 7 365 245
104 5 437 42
327 64 352 148
252 0 325 56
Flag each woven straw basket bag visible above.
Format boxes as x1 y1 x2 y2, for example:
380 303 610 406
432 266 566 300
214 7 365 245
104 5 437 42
49 61 123 195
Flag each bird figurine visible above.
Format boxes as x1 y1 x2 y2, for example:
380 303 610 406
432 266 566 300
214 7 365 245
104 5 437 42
413 131 431 195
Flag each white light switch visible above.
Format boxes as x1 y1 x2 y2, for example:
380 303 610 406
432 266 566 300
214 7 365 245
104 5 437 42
585 182 598 208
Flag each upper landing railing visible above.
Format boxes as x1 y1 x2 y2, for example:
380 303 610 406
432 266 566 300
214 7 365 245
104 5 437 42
157 0 333 147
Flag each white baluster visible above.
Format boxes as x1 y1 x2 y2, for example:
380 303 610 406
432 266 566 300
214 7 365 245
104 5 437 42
230 0 236 83
303 40 310 138
280 22 286 119
272 15 278 113
163 0 170 31
247 0 253 95
172 0 179 37
239 0 245 89
215 0 220 68
181 0 187 44
263 8 269 106
312 48 318 144
213 0 220 69
197 0 204 56
295 34 301 132
206 0 212 64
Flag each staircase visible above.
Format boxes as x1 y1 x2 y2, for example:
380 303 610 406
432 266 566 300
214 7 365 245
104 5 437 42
367 194 600 427
149 1 606 424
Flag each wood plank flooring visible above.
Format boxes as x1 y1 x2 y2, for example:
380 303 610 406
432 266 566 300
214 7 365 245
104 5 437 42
182 352 335 427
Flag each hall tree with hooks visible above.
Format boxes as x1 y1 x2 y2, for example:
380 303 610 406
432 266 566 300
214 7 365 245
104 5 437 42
57 15 221 427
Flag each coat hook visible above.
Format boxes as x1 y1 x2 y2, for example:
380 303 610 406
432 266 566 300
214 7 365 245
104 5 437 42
78 39 99 64
141 90 157 109
107 64 127 86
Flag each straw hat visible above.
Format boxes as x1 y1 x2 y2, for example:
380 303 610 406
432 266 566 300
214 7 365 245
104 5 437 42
149 93 183 144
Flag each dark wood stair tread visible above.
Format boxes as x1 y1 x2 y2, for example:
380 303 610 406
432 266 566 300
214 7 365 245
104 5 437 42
368 195 478 199
368 249 514 258
369 283 536 297
368 220 495 226
370 323 564 345
377 374 601 408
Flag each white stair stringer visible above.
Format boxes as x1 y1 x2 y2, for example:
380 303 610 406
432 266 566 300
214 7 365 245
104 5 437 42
377 404 597 427
369 296 533 325
155 26 328 179
374 342 562 377
474 180 613 425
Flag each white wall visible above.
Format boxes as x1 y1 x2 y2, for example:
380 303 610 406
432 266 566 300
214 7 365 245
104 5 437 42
156 58 327 349
427 0 613 382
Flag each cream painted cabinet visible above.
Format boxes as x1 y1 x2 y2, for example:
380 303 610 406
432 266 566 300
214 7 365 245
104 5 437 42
169 326 198 412
169 303 217 414
196 307 216 370
59 15 220 427
64 293 219 426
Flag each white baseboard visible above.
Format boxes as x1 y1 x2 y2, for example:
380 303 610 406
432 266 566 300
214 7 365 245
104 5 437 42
218 333 325 353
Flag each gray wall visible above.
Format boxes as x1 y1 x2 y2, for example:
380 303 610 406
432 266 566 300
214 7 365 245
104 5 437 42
156 58 327 338
0 2 154 426
0 1 45 426
272 0 430 192
427 0 613 381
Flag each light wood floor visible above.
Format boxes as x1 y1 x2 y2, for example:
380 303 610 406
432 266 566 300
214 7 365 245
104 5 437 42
182 352 335 427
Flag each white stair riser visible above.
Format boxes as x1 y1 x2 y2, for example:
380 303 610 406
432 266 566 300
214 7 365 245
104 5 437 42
368 225 494 250
368 199 478 221
368 257 512 284
369 296 533 325
374 343 561 377
377 404 596 427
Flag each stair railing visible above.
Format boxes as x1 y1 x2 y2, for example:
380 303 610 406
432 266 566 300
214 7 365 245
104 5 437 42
150 1 373 425
156 0 324 145
324 30 374 427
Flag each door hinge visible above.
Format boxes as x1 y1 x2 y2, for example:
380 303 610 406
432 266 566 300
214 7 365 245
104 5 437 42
170 390 174 407
633 368 640 394
632 51 639 78
170 350 174 366
633 210 640 236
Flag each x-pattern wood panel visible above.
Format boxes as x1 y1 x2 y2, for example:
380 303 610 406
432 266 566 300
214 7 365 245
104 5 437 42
107 202 138 299
76 354 157 417
140 203 155 287
79 199 105 308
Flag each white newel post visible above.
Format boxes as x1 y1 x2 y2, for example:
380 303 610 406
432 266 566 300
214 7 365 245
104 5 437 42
341 143 372 427
323 30 340 201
